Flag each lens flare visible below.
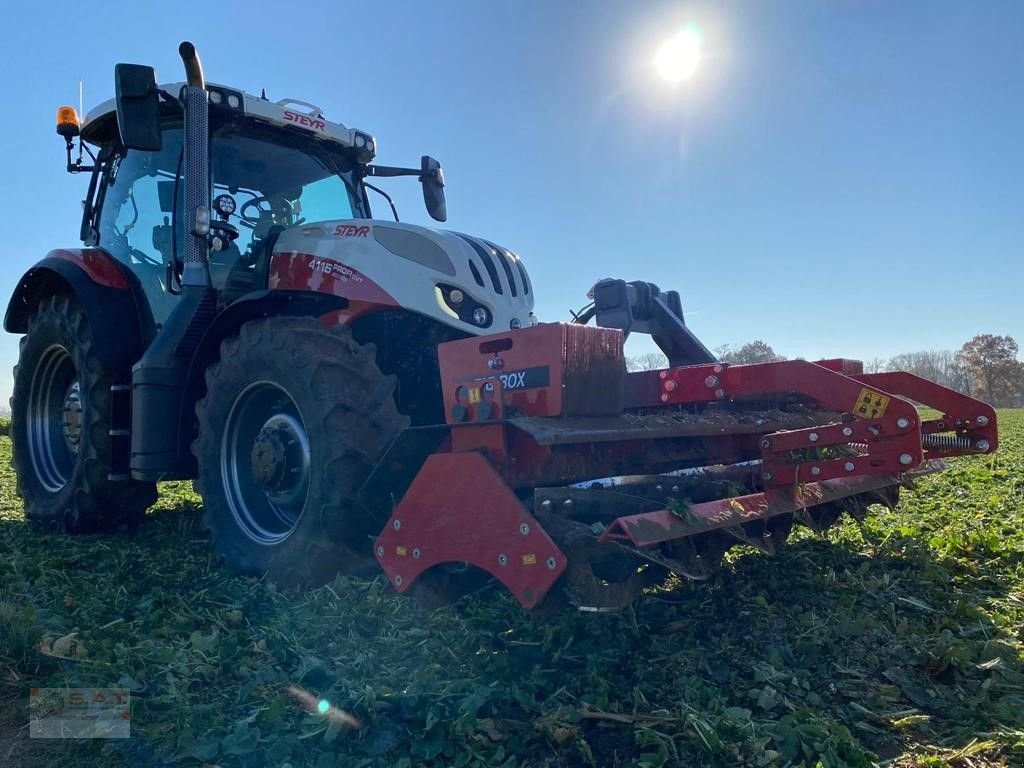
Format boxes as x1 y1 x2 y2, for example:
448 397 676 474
286 685 361 729
654 25 703 83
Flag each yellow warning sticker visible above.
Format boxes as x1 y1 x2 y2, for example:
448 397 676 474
522 554 537 566
855 388 890 419
396 546 408 557
468 387 482 404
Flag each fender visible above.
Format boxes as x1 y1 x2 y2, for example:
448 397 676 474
183 289 350 400
5 249 154 370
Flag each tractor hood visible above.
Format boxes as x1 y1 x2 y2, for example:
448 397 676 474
268 220 534 334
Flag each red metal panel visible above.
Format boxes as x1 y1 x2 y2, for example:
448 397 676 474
47 248 129 290
375 452 567 609
269 251 398 306
814 358 865 375
437 323 624 423
600 470 918 548
854 371 998 455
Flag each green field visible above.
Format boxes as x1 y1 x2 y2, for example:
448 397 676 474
2 412 1022 767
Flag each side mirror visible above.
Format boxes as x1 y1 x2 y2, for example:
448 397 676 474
420 155 447 223
114 63 162 151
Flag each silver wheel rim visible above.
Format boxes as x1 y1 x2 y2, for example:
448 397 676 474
27 344 79 492
221 380 311 545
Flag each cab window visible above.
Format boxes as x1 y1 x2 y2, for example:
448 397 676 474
99 128 184 324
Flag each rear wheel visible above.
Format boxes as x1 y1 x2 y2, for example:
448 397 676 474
192 317 408 585
10 295 157 531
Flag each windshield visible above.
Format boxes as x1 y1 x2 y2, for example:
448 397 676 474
210 117 364 255
98 117 366 322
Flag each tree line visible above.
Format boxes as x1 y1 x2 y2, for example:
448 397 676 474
626 334 1024 408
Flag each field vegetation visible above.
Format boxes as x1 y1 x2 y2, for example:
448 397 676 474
2 412 1023 767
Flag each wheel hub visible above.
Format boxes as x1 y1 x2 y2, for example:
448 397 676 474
62 380 82 455
249 415 309 503
221 382 312 545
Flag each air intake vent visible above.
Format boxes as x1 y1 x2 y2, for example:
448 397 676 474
468 260 485 287
483 240 518 297
455 234 503 294
515 259 530 295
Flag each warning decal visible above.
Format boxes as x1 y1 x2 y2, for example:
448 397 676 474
855 388 890 419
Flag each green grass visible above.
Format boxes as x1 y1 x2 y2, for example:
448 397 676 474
1 412 1023 767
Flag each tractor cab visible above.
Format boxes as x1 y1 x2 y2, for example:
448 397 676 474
76 85 374 321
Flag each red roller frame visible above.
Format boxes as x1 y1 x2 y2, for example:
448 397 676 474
376 325 999 608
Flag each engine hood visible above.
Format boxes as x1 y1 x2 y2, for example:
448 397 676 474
269 219 534 334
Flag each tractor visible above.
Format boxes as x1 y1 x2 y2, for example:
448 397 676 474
7 43 998 610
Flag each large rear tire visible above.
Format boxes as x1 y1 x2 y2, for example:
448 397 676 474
192 317 408 585
10 295 157 532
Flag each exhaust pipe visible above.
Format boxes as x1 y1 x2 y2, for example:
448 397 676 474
178 41 211 289
130 41 216 479
179 41 205 89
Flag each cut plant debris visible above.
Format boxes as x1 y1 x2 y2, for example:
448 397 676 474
2 412 1022 767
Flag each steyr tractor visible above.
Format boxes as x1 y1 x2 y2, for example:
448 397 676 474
7 43 998 610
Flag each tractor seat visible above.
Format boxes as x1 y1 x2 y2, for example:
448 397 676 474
222 225 286 298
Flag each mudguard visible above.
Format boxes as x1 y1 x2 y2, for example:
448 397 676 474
182 288 350 399
5 249 154 371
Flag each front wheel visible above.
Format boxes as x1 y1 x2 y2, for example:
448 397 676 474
10 295 157 531
192 317 408 585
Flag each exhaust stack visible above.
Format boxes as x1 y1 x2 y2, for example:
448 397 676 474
130 41 216 479
178 41 211 289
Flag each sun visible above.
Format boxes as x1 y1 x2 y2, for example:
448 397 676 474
653 27 703 83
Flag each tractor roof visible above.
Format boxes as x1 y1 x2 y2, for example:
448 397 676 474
80 82 377 160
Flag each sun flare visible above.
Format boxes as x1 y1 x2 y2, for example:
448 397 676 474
654 27 703 83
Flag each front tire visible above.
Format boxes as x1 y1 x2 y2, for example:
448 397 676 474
192 317 408 585
10 295 157 532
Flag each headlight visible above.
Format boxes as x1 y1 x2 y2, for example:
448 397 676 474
436 283 492 328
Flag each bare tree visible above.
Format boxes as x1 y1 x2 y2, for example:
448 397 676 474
883 349 973 394
625 352 669 372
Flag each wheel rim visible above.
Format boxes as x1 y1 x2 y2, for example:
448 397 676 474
221 380 311 545
27 344 79 492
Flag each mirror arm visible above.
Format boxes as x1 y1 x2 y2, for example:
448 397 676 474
365 164 421 178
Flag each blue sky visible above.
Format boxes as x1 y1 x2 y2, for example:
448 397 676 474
2 0 1021 403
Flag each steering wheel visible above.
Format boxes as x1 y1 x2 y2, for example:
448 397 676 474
239 195 295 230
